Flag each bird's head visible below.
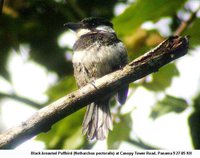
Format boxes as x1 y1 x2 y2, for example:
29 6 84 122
65 17 114 38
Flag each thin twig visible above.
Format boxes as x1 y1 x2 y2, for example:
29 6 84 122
127 138 161 150
0 36 189 149
0 92 43 109
174 6 200 36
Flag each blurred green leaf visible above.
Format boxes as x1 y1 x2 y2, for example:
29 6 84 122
47 76 76 102
193 93 200 112
107 112 132 149
184 19 200 46
189 112 200 149
125 29 164 60
143 63 179 91
0 51 10 80
150 95 188 119
63 127 84 149
188 93 200 149
37 108 85 149
113 0 187 36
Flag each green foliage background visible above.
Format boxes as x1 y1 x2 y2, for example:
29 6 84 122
0 0 200 149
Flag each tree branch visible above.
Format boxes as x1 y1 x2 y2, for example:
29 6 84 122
0 36 189 149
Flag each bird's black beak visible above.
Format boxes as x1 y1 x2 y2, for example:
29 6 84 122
64 22 82 31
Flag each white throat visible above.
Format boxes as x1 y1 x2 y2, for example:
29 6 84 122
76 25 115 38
77 29 91 38
96 25 114 33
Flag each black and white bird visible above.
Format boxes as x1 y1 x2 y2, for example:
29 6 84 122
65 17 128 140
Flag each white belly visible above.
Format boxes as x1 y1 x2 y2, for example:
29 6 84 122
72 42 126 67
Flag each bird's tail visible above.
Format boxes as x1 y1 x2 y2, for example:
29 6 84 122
82 100 113 140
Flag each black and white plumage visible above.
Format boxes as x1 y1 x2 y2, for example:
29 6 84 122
65 17 128 140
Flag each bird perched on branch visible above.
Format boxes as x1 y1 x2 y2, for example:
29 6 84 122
65 17 128 140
